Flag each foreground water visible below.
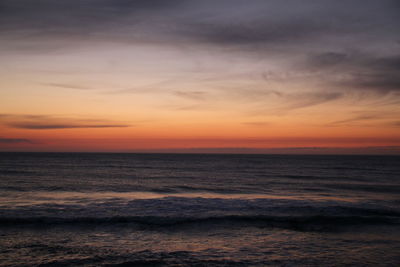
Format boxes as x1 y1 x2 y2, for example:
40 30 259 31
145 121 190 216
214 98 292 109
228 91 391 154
0 153 399 266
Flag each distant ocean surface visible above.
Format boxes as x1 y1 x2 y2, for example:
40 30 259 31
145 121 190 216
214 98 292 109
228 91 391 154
0 153 399 266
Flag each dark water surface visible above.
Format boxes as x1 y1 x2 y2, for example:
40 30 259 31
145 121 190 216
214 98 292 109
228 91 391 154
0 153 399 266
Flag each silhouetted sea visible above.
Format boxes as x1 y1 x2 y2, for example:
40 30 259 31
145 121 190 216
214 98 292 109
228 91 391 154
0 153 399 266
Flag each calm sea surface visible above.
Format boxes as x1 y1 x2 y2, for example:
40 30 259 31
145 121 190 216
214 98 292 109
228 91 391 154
0 153 399 266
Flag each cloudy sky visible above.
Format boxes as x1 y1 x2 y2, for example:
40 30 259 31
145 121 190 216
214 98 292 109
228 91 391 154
1 0 399 153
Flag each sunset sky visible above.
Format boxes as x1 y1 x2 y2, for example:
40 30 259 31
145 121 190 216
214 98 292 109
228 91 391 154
1 0 400 153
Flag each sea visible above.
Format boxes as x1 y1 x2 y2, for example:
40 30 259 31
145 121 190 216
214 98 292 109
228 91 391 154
0 153 399 266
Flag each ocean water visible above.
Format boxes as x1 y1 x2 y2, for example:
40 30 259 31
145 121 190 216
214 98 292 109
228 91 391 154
0 153 399 266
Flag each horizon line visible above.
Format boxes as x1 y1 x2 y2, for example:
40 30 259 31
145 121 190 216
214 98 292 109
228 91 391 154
1 146 400 155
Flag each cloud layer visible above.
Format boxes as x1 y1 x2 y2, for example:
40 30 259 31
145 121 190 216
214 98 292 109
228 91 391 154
0 138 33 144
0 114 130 130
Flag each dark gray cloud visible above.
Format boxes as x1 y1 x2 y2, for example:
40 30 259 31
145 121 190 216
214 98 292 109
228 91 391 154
1 0 398 45
344 74 400 92
0 0 184 53
7 123 130 130
0 138 33 144
176 0 400 52
307 52 351 69
0 0 182 32
0 114 130 130
305 52 400 92
306 53 400 72
186 19 326 46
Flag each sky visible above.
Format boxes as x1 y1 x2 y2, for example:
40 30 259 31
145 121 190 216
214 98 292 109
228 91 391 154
0 0 400 153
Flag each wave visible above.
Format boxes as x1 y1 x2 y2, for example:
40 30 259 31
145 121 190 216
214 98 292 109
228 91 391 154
0 169 36 175
1 195 399 232
327 184 400 193
1 214 398 231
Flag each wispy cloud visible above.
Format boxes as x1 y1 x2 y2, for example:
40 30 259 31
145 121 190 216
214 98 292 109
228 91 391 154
42 83 93 90
244 91 343 115
330 115 378 125
284 92 343 110
389 121 400 127
173 91 207 100
242 122 270 127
